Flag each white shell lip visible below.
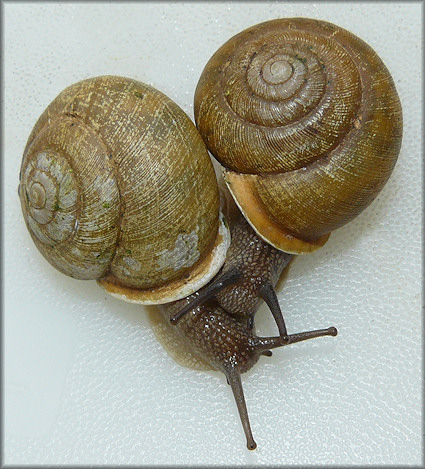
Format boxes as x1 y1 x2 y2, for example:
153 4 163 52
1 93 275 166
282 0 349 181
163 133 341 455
98 212 231 305
223 169 330 255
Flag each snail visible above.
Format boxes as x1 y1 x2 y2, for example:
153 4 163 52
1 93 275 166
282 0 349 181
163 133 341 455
18 75 231 305
158 17 402 448
17 16 402 451
194 17 403 255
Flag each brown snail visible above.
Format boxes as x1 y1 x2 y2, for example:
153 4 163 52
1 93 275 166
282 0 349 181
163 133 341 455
157 17 402 449
18 17 402 451
194 17 402 254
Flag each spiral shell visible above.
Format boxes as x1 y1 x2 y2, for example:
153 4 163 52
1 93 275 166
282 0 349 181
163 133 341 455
19 76 230 304
195 18 403 253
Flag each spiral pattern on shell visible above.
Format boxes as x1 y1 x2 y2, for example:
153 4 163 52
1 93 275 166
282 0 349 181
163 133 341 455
194 18 403 253
20 114 121 280
19 76 230 303
21 150 79 245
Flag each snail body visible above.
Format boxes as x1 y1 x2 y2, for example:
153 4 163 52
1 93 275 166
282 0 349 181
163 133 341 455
170 191 293 336
159 205 337 449
215 209 291 328
158 231 336 450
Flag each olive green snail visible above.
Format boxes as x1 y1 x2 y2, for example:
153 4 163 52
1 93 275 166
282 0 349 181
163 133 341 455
19 75 231 304
18 18 402 450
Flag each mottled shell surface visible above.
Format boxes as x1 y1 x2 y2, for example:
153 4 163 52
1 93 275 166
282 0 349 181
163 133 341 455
19 76 230 304
194 18 403 254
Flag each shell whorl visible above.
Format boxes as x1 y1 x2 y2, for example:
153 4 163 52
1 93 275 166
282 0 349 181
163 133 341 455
22 151 78 245
194 18 403 253
20 76 230 303
19 117 121 279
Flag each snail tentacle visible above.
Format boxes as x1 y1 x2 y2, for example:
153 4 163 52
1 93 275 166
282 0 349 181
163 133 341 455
258 281 288 337
225 367 257 451
169 266 242 324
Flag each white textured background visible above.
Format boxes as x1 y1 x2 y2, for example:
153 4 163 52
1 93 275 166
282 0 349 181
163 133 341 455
3 2 423 466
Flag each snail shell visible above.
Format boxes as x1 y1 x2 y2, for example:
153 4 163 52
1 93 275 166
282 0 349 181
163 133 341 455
194 18 403 254
19 76 230 304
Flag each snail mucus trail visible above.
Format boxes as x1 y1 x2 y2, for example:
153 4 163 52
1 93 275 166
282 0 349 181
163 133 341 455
18 17 402 451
